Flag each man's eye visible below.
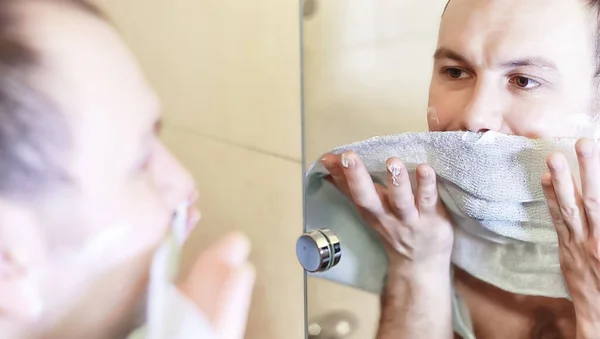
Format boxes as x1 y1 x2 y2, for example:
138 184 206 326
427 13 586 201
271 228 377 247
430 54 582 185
443 67 470 79
509 76 541 89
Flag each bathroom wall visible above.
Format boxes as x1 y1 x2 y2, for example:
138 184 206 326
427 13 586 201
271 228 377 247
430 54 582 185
303 0 448 337
95 1 304 338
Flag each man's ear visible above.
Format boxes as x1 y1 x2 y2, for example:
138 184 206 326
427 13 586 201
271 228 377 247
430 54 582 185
0 200 45 321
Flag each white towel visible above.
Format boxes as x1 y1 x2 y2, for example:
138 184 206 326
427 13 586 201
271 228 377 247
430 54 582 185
305 130 583 298
128 204 216 339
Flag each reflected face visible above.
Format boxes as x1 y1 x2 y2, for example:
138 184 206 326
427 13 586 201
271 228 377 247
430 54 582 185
6 2 197 337
428 0 599 138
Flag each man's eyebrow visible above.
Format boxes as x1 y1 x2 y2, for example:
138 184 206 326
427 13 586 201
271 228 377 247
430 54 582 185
500 58 557 71
434 47 558 72
433 47 469 64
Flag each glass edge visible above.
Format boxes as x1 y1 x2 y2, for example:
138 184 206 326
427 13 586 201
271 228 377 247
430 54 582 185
298 0 308 338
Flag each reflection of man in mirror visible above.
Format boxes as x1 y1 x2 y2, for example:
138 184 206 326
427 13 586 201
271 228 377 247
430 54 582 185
321 0 600 337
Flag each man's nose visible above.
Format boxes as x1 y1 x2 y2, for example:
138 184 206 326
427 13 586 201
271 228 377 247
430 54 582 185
152 142 197 209
460 80 503 133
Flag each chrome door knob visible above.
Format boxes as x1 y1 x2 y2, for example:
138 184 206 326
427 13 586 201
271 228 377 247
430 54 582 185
296 228 341 273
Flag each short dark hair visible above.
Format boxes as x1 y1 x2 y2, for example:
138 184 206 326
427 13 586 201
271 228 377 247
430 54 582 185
0 0 105 201
442 0 600 76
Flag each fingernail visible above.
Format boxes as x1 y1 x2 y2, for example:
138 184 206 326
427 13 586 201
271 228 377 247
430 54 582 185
578 141 595 158
548 158 563 172
321 157 335 170
341 153 355 169
224 233 251 266
418 166 431 178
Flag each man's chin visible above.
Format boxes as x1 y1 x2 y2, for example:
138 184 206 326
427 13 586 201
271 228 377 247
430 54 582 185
98 251 154 338
97 283 149 339
131 291 149 328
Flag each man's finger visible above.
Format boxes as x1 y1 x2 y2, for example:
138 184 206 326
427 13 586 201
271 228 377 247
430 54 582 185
213 263 256 339
322 154 351 197
576 138 600 237
386 157 418 221
542 172 571 243
547 153 586 240
415 164 439 215
178 233 252 327
340 151 385 216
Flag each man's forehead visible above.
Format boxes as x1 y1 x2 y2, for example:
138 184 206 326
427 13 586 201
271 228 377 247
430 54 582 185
23 2 155 118
443 0 591 16
441 0 595 36
20 0 159 171
438 0 596 70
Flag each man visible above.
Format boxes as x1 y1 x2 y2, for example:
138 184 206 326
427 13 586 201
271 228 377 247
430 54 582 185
322 0 600 337
0 1 254 338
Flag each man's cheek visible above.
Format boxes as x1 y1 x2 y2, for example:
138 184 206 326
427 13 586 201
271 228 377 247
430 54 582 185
427 106 441 130
427 87 458 132
427 106 455 131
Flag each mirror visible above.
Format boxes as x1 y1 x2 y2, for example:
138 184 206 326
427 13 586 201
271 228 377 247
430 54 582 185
300 1 449 337
299 0 600 338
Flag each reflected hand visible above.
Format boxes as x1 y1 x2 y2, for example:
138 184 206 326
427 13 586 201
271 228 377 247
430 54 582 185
179 233 255 339
542 138 600 338
321 151 454 272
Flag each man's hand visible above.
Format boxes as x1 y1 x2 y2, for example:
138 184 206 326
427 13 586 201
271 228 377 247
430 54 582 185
321 151 454 339
542 138 600 339
179 233 255 339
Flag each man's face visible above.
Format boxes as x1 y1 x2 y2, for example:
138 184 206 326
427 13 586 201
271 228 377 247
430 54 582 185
428 0 599 138
2 2 197 337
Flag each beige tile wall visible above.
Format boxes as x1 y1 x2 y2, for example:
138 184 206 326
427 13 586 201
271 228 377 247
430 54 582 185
96 1 304 339
99 0 302 161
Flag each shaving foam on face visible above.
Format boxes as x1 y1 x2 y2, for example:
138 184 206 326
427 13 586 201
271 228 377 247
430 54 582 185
51 222 133 269
173 202 190 246
83 223 130 258
18 275 44 319
561 113 600 139
427 107 440 125
52 202 190 272
475 131 502 144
